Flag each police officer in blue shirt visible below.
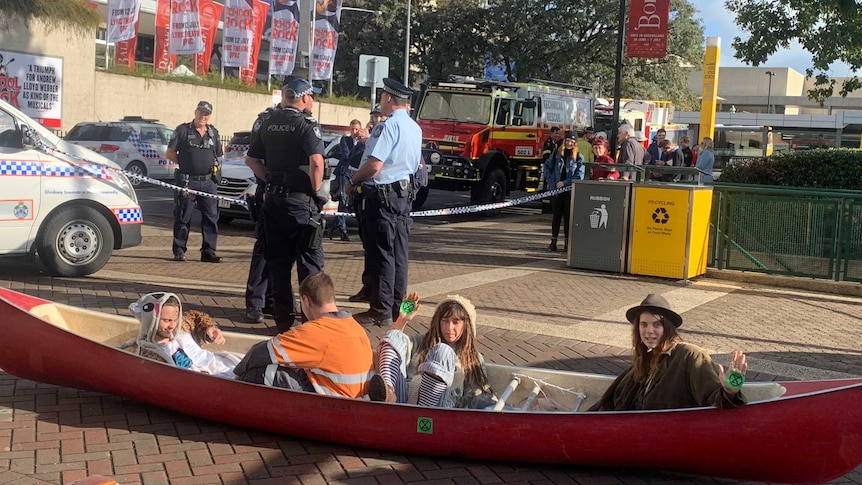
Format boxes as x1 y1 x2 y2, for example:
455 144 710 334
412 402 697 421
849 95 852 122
167 101 223 263
245 77 326 333
344 78 422 327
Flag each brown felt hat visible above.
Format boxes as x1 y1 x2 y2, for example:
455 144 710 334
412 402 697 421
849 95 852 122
625 294 683 328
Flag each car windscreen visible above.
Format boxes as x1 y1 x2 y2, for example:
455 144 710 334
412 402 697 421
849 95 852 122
418 91 491 124
65 124 108 141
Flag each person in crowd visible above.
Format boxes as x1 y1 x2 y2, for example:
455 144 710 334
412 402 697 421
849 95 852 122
647 128 667 164
653 139 683 182
234 272 374 397
369 293 497 409
696 137 716 182
167 101 223 263
345 78 422 327
590 294 748 411
330 119 363 241
589 137 619 181
542 127 563 165
544 130 585 252
125 292 239 378
245 77 326 333
578 128 594 163
617 124 645 181
243 105 280 324
680 135 696 168
345 106 387 304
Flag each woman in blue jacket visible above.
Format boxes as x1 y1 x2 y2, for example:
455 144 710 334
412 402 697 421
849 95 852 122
544 130 585 252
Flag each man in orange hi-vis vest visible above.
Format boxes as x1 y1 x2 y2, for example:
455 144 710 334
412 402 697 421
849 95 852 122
234 272 374 398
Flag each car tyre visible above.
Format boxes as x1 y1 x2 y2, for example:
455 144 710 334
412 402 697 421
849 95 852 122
125 160 147 187
36 206 115 277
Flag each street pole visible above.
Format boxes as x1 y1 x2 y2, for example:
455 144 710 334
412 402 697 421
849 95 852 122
765 70 774 114
610 0 626 152
404 0 411 85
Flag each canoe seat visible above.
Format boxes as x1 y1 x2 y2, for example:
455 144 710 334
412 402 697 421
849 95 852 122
30 303 71 330
743 382 786 402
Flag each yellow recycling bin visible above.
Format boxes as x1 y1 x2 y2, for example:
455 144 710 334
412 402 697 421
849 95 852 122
628 185 713 279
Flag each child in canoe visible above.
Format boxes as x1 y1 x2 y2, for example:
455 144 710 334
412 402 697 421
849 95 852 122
369 293 497 409
123 292 240 378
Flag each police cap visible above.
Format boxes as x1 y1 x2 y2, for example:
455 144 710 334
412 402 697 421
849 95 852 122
382 78 412 99
196 101 213 114
282 76 322 98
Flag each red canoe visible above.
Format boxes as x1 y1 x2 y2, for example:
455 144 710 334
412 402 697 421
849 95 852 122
0 286 860 484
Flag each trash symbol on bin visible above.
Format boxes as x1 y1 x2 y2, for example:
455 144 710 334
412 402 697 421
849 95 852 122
590 204 609 229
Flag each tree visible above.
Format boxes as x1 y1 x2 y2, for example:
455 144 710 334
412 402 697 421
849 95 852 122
411 0 490 81
727 0 862 103
0 0 100 33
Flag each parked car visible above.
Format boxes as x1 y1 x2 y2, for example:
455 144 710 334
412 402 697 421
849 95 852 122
224 130 252 159
216 137 343 223
0 99 142 277
64 116 177 186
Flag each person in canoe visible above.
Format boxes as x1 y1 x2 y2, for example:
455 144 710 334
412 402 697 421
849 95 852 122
368 294 497 409
233 272 375 398
590 294 748 411
125 292 240 378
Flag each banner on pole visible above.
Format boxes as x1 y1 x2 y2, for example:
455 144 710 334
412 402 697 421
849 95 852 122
106 0 141 43
114 18 139 70
626 0 670 59
154 0 176 73
310 0 342 81
240 1 269 85
270 0 300 76
223 0 255 68
194 0 224 74
169 0 205 55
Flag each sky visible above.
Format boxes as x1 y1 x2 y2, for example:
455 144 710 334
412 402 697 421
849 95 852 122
689 0 855 77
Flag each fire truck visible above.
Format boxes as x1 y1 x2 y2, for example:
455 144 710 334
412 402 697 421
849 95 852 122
414 77 595 206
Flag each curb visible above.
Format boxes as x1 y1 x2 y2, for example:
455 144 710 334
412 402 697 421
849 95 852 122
706 268 862 298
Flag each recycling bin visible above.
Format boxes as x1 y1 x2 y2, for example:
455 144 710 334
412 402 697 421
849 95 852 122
627 184 713 279
567 180 633 272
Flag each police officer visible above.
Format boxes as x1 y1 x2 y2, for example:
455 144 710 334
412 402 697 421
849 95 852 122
167 101 223 263
243 105 280 323
344 78 422 327
245 77 326 333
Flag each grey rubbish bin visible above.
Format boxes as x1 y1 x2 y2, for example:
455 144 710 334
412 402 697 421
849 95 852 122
567 180 632 272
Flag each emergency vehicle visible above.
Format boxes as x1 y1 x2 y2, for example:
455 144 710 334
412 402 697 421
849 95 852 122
0 99 142 277
415 77 595 205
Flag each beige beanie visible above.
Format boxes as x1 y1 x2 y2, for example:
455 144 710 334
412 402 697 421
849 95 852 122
435 295 477 337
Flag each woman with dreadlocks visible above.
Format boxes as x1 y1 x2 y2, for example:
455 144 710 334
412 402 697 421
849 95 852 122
368 293 497 409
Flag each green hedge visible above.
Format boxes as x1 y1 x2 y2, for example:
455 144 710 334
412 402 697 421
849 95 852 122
719 149 862 190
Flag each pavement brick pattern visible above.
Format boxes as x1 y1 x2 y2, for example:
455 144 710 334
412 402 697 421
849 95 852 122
1 207 862 484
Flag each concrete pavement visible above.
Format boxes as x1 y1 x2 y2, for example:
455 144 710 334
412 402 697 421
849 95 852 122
1 204 862 484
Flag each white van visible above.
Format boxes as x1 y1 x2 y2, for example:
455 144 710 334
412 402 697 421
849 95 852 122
0 99 142 277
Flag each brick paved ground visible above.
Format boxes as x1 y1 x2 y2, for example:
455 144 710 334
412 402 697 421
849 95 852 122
2 204 862 485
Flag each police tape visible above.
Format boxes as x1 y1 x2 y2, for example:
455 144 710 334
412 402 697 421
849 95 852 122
30 129 570 216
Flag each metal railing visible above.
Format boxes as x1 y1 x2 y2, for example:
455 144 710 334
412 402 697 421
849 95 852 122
709 183 862 282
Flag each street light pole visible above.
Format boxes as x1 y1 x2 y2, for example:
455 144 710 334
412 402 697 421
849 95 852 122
765 70 774 114
404 0 411 85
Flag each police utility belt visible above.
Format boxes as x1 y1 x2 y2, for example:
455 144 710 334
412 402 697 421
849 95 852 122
355 179 411 199
265 183 314 203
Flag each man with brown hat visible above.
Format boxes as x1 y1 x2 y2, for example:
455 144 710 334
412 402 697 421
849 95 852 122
590 293 749 411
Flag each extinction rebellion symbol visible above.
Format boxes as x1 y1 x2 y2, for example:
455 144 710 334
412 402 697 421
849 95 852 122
651 207 669 224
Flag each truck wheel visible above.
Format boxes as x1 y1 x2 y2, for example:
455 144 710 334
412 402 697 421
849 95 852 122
36 206 115 277
471 167 506 204
125 161 147 187
412 186 430 210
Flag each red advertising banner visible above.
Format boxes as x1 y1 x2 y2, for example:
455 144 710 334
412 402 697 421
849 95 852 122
239 1 269 86
154 0 176 74
626 0 670 59
114 17 139 70
194 0 224 75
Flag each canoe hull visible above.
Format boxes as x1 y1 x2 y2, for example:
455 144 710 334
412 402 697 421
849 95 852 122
0 288 860 484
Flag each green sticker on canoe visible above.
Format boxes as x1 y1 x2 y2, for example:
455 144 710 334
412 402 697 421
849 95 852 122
417 417 433 434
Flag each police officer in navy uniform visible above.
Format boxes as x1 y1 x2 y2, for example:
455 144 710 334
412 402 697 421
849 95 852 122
167 101 223 263
344 78 422 327
243 104 280 323
245 77 326 333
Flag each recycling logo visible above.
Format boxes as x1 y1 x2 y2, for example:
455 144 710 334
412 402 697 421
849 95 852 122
652 207 670 224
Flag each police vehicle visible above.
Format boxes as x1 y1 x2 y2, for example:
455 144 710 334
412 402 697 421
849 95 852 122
0 99 142 276
64 116 177 187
